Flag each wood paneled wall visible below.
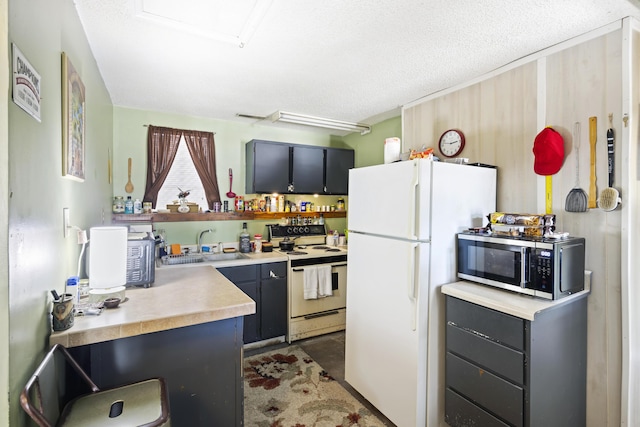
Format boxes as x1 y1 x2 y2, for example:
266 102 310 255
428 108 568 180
404 26 630 427
403 61 538 212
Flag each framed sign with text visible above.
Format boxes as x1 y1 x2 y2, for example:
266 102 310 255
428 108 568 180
12 44 41 122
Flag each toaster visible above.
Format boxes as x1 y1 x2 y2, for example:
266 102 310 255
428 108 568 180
126 232 155 288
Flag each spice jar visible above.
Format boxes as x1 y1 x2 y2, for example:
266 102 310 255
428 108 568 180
113 196 125 213
235 196 244 211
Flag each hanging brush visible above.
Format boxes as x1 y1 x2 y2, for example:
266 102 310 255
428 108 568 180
598 114 621 211
565 122 588 212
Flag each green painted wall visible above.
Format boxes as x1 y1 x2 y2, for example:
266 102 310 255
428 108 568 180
1 0 10 424
344 116 402 167
7 1 113 425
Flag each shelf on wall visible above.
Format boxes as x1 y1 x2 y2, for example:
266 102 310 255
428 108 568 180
112 211 346 223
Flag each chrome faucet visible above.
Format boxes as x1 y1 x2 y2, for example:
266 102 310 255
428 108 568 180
198 229 213 253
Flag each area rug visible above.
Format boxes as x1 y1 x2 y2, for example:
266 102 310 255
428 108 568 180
244 345 387 427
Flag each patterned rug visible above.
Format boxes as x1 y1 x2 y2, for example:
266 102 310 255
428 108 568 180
244 345 386 427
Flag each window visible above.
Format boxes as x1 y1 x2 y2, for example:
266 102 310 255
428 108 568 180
156 136 208 210
143 125 221 210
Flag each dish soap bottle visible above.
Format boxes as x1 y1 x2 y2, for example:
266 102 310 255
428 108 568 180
124 196 134 214
239 222 251 253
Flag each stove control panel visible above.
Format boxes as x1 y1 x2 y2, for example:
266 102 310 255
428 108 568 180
268 224 327 239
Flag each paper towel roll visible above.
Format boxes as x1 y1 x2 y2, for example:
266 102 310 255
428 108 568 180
89 226 127 289
384 137 401 164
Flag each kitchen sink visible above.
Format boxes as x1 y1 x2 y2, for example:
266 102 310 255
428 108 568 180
159 252 249 267
202 252 249 262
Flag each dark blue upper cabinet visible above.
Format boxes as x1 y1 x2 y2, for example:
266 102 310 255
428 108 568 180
246 140 290 194
325 147 354 195
291 145 324 194
246 139 353 195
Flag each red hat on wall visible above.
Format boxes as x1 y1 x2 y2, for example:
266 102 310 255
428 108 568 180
533 127 564 175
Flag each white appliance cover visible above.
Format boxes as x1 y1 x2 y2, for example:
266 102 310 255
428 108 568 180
89 226 128 289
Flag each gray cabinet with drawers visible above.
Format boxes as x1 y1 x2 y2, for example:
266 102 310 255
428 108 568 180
445 294 588 427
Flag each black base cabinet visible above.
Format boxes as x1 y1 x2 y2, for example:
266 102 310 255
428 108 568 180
444 295 588 427
218 262 287 344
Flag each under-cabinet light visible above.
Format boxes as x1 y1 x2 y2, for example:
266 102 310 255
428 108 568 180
270 111 371 135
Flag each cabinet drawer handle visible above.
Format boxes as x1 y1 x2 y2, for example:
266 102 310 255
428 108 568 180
269 270 284 279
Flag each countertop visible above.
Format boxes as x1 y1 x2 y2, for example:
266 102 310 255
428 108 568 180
441 271 592 321
50 265 258 348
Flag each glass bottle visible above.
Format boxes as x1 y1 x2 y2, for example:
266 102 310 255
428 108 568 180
239 222 251 253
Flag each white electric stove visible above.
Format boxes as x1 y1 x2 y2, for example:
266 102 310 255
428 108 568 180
267 224 348 342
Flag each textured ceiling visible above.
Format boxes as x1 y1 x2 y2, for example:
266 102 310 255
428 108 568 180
73 0 640 133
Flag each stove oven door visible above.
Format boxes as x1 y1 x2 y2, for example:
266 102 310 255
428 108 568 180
290 260 347 318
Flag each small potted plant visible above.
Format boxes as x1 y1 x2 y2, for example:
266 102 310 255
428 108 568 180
177 187 191 213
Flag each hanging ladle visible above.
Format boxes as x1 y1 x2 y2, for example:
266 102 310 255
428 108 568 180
226 168 236 198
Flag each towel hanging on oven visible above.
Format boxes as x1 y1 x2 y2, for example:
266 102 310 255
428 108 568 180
317 265 333 297
304 266 318 300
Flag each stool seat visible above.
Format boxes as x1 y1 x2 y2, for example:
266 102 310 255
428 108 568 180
60 378 170 426
20 344 170 427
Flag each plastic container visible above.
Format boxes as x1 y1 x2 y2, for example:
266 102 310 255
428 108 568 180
133 199 142 214
254 234 262 253
384 137 401 163
66 276 79 304
124 196 134 214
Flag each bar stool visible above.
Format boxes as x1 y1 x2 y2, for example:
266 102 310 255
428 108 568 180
20 344 171 426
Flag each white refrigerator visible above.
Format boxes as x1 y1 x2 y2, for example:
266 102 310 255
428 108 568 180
345 159 496 427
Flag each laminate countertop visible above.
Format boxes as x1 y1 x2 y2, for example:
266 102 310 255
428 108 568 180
50 265 258 348
441 271 592 321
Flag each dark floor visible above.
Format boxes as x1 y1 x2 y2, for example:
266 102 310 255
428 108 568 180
245 331 396 426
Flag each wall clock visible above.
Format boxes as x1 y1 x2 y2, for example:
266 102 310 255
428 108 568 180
438 129 465 158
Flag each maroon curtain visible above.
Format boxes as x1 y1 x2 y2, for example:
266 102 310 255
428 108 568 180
143 126 182 207
183 130 221 209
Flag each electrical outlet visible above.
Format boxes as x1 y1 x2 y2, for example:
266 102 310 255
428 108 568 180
63 208 70 237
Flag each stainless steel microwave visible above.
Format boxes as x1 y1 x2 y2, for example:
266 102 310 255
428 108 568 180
457 232 585 300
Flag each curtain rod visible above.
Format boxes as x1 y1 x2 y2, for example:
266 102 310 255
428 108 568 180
143 124 216 135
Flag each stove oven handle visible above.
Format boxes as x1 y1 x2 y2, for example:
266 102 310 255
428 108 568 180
292 263 347 272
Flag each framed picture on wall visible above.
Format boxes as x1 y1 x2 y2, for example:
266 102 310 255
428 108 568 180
61 52 85 182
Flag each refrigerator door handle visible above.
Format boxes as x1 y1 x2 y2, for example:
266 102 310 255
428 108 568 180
408 242 419 331
409 162 419 240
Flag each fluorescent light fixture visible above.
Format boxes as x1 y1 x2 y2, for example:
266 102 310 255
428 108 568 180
270 111 371 135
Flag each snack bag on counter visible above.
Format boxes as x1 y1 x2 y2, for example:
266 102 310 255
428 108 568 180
488 213 555 237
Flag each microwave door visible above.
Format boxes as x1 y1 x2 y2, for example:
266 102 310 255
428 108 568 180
458 238 530 291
